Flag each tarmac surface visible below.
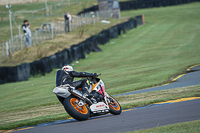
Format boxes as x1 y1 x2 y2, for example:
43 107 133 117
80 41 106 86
114 65 200 96
13 99 200 133
8 65 200 133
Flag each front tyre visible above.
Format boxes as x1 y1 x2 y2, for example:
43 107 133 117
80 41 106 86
63 95 90 121
108 96 122 115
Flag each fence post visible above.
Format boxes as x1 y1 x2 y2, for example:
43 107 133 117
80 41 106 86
6 42 9 57
80 17 82 27
49 5 52 16
8 39 11 54
15 35 18 51
41 31 43 43
38 30 41 43
63 22 64 33
51 27 54 39
60 22 62 34
74 18 76 30
18 25 23 49
45 30 47 39
55 4 57 15
97 11 100 21
35 30 38 45
92 13 95 25
58 22 60 34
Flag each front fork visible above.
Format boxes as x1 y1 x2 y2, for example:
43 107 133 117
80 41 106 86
104 92 111 105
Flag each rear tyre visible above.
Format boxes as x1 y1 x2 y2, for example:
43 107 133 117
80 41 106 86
57 95 65 105
108 96 122 115
63 95 90 121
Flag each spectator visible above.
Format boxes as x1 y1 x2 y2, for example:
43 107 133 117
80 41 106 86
64 12 71 32
25 24 32 47
22 20 28 34
22 20 30 48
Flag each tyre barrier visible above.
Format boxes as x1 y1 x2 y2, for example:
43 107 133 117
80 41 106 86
0 17 141 84
77 0 200 15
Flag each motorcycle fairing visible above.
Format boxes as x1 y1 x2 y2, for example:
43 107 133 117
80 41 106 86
90 102 109 113
53 86 71 98
91 79 106 97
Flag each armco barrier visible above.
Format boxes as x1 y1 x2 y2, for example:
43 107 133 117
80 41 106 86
0 17 142 84
77 0 200 15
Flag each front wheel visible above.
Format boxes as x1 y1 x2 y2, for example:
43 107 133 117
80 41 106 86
63 95 90 121
108 96 122 115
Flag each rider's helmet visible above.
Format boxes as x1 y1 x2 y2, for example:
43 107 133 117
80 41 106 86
62 65 74 72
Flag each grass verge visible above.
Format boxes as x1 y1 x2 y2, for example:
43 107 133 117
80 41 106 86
126 120 200 133
116 85 200 109
0 85 200 130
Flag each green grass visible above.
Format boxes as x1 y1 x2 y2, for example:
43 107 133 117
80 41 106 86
0 2 200 130
0 0 125 65
126 120 200 133
116 85 200 109
1 113 70 130
0 85 199 130
0 18 124 66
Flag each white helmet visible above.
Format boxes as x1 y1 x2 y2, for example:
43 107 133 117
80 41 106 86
62 65 74 72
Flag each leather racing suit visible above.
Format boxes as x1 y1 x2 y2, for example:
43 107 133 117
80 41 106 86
56 70 96 103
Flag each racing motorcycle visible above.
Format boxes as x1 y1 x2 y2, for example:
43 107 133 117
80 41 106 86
53 74 121 121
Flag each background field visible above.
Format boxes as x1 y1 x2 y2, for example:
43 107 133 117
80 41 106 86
0 0 126 66
0 2 200 130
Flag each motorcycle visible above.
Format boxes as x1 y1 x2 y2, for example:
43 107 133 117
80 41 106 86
53 74 121 121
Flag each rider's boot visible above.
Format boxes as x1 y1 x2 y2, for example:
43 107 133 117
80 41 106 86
82 87 97 103
82 87 89 96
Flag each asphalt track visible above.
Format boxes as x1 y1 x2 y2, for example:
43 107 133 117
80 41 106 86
12 99 200 133
7 65 200 133
114 65 200 96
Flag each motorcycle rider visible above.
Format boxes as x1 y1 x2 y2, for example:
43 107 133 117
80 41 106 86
56 64 97 103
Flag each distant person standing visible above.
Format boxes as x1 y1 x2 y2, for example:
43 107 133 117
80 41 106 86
22 20 30 48
25 24 32 47
64 12 71 32
22 20 28 34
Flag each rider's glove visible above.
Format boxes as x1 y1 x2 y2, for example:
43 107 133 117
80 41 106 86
93 73 98 77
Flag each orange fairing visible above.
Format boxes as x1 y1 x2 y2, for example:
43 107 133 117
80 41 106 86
92 82 99 91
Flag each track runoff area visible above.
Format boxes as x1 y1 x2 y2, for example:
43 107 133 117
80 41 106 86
2 64 200 133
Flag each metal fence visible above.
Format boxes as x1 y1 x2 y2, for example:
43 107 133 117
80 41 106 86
0 0 95 6
12 0 95 18
0 10 112 58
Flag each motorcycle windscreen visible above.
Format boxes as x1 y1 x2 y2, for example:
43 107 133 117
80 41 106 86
56 70 68 87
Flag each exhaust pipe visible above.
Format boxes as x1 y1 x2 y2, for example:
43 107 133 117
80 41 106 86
68 88 93 105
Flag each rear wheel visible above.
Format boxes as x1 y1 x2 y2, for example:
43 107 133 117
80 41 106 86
108 96 122 115
63 95 90 121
